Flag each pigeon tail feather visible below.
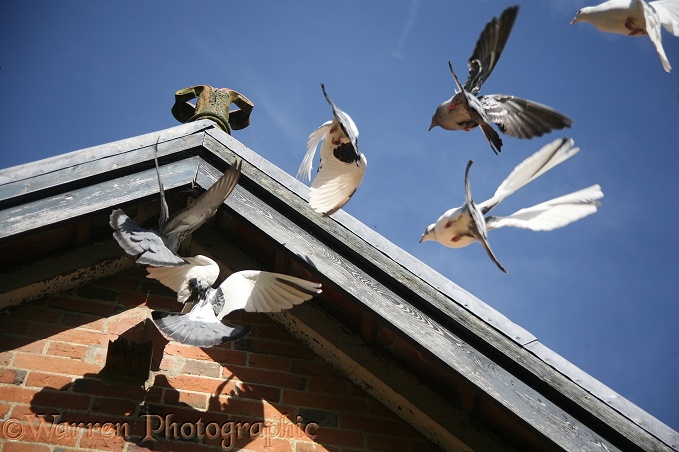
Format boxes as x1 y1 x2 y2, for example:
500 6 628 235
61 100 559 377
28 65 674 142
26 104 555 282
152 311 252 347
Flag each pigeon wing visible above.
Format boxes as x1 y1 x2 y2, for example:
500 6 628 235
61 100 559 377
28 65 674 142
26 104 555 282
110 209 186 266
480 95 574 139
651 0 679 35
321 84 360 153
643 0 672 71
215 270 322 319
162 160 241 251
464 161 507 273
479 137 580 213
464 5 520 94
486 185 603 232
297 121 331 182
309 152 367 216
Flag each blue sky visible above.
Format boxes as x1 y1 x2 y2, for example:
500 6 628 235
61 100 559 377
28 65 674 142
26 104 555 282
1 0 678 432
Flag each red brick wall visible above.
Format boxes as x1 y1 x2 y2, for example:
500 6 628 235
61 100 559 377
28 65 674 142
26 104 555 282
0 267 441 451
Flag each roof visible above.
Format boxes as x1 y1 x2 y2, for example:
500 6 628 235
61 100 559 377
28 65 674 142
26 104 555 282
0 119 677 451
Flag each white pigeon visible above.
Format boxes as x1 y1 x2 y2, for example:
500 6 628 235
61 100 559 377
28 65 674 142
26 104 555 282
430 5 574 154
296 84 367 216
147 255 322 347
110 143 241 266
571 0 679 72
420 138 603 273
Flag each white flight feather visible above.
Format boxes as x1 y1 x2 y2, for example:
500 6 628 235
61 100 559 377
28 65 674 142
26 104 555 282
479 137 579 211
309 154 367 214
487 185 603 231
297 121 331 182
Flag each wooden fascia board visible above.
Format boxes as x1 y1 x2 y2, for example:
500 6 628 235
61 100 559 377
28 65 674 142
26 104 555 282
0 120 215 206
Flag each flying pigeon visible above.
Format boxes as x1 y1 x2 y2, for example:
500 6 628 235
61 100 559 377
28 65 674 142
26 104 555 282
420 138 603 272
296 84 367 216
429 5 574 154
110 143 241 266
570 0 679 72
147 254 322 347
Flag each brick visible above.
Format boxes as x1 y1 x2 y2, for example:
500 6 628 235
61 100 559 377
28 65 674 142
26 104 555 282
0 385 38 404
61 312 106 331
76 285 119 302
78 427 126 452
29 323 115 346
220 432 292 452
0 351 13 366
311 426 364 448
366 434 415 451
119 292 177 311
297 408 338 428
224 366 305 390
294 442 339 452
0 336 46 354
291 360 344 378
0 368 25 384
238 383 281 402
47 341 88 359
13 353 102 377
282 391 366 415
163 390 207 410
96 273 141 291
164 342 247 366
10 304 62 323
91 397 138 416
206 397 284 421
0 318 31 336
72 378 146 400
161 374 237 396
2 442 51 452
246 354 289 372
232 311 277 326
159 355 178 372
0 403 9 418
255 325 299 343
235 339 315 360
181 360 221 378
18 386 91 412
25 372 73 389
126 439 217 452
104 310 149 335
49 296 116 316
306 377 351 395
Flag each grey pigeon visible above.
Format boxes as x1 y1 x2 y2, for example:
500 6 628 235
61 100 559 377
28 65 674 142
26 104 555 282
110 143 241 266
420 138 603 272
430 5 574 154
148 255 322 347
297 84 367 216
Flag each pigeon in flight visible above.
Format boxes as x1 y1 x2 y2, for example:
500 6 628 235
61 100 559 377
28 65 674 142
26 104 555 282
420 138 603 272
110 140 242 266
430 5 574 154
147 254 322 347
297 84 367 216
570 0 679 72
